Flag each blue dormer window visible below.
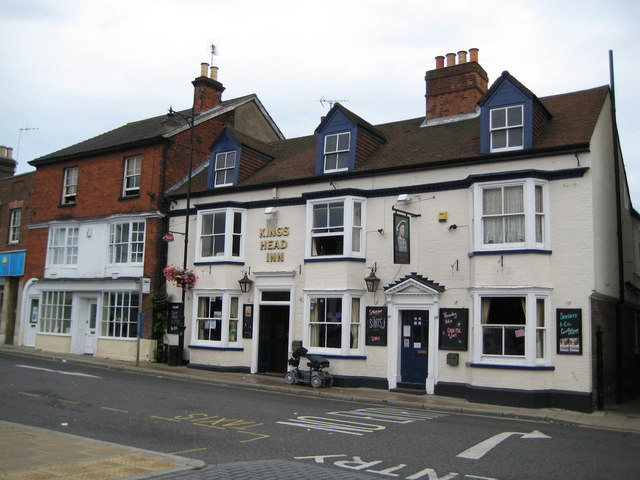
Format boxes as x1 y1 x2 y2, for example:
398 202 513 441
324 132 350 173
214 151 236 187
490 105 523 152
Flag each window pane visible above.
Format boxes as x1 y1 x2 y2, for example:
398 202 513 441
337 133 350 150
504 326 526 355
483 188 502 215
483 217 503 244
213 212 226 234
328 203 344 229
336 152 349 169
505 215 525 243
201 236 213 257
491 109 506 128
202 214 213 235
503 186 523 213
507 106 523 126
313 204 328 228
508 127 524 147
325 135 337 153
535 185 543 213
262 291 290 301
492 130 506 149
483 326 503 354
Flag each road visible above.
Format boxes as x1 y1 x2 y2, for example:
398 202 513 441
1 352 638 479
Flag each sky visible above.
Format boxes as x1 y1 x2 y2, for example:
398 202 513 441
2 0 640 204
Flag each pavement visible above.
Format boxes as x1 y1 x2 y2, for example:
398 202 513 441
1 344 639 479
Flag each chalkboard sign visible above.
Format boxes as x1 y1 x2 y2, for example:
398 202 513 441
557 308 582 355
366 306 387 346
168 302 183 334
242 304 254 339
439 308 468 351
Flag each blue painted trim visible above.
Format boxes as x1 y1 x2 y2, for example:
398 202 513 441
194 261 245 266
467 362 555 371
471 249 552 256
208 130 241 189
304 257 366 263
315 110 357 175
189 345 244 352
309 354 367 360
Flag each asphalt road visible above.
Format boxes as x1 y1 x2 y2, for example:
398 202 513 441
1 352 638 480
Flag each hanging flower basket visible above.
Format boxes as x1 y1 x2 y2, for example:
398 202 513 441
163 265 197 290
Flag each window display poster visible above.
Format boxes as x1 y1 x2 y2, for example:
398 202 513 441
243 304 253 339
366 306 387 346
557 308 582 355
393 213 410 264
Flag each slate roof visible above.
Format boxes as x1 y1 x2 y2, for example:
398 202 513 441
172 85 609 197
30 95 258 165
384 272 446 293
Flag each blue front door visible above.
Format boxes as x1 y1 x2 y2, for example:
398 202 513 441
400 310 428 384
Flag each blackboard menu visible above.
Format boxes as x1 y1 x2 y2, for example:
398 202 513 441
365 306 387 346
557 308 582 355
439 308 468 351
168 302 183 334
242 304 254 339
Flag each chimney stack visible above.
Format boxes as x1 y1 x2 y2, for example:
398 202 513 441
425 48 488 122
192 63 225 114
0 145 16 178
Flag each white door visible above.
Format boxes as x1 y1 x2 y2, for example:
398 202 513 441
24 297 39 347
84 302 98 354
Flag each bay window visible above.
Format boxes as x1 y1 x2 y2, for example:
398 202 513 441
109 221 145 264
47 226 79 266
307 196 365 258
196 208 244 262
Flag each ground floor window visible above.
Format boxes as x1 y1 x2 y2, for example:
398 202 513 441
40 291 72 334
194 292 239 345
473 288 549 365
307 293 361 353
101 292 139 338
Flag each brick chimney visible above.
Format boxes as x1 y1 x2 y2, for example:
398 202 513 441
425 48 488 121
192 62 225 114
0 145 16 178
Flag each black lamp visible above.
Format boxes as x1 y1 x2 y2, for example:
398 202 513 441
239 271 253 293
364 263 380 293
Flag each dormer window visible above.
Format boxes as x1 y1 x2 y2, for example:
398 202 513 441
490 105 523 152
324 132 350 173
214 151 236 187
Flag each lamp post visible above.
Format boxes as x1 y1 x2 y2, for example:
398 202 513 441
165 105 195 365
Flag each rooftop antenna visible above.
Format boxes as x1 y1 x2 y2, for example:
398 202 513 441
319 95 349 109
210 41 218 65
16 126 39 161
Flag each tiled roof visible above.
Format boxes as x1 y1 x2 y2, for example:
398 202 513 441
175 85 609 196
30 95 258 165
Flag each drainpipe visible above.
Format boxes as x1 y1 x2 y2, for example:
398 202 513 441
609 50 625 404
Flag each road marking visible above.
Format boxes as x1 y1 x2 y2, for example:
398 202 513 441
60 399 81 404
16 364 101 378
153 412 270 442
19 392 40 397
457 430 551 460
101 406 128 413
169 447 209 455
151 415 181 422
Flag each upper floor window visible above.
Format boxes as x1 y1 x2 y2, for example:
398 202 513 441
196 208 244 262
307 196 364 258
472 179 547 252
193 293 240 345
323 132 350 173
8 208 21 244
490 106 523 152
306 293 362 354
214 151 236 187
47 226 79 266
62 167 78 205
109 221 146 264
123 156 141 197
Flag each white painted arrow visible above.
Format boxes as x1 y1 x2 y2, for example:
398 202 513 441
457 430 550 460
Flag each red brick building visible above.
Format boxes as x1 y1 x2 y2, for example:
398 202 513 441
20 65 283 360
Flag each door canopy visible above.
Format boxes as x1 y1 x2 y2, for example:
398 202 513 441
384 272 445 297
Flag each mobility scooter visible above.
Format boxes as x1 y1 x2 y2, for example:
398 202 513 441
284 346 333 388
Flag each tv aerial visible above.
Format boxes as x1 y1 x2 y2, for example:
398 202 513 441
319 95 348 109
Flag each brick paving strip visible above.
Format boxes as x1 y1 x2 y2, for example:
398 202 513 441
0 421 203 480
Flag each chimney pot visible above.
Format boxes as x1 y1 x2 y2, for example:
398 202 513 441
457 50 467 64
435 56 445 69
446 52 456 67
200 62 209 77
469 48 479 63
210 65 219 81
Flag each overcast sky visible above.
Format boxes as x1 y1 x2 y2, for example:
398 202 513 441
3 0 639 203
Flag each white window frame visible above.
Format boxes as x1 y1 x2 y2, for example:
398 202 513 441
214 151 236 187
306 196 365 258
304 290 363 355
62 167 78 205
40 291 73 335
47 226 79 266
8 208 21 244
490 105 524 152
472 178 548 252
191 291 240 347
323 132 350 173
123 155 142 197
471 287 551 367
108 221 146 265
101 291 139 338
196 208 245 262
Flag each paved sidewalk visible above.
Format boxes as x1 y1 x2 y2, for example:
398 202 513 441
1 345 639 480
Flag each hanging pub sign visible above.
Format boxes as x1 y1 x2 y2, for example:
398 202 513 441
167 302 183 334
243 304 254 339
393 213 410 264
438 308 469 351
365 306 388 346
557 308 582 354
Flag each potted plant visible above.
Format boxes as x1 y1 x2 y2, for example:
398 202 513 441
162 265 197 290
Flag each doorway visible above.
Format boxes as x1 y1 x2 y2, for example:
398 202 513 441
400 310 429 385
24 297 39 347
258 305 290 374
